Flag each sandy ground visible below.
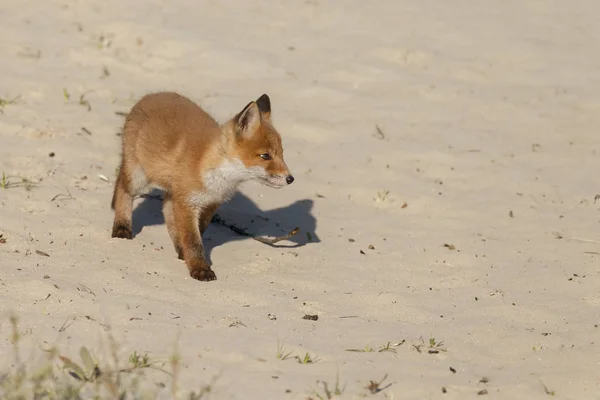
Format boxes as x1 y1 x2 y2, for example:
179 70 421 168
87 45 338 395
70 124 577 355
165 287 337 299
1 0 600 398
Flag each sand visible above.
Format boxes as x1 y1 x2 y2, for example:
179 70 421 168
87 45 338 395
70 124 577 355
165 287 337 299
1 0 599 398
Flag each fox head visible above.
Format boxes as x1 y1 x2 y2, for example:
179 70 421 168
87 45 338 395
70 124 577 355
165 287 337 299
228 94 294 188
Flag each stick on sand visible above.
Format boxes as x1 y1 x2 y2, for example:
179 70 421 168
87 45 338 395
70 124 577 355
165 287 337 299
211 214 300 245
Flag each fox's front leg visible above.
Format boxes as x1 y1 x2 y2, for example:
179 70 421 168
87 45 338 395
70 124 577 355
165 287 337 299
172 198 216 281
162 193 184 260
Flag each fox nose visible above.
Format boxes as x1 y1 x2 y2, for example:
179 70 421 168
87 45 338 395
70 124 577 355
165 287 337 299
286 175 295 185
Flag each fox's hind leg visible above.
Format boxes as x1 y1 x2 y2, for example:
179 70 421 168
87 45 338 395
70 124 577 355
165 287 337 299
111 162 135 239
111 158 146 239
199 203 220 236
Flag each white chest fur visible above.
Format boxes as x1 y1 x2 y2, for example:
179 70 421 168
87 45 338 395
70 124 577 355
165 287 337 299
188 159 264 208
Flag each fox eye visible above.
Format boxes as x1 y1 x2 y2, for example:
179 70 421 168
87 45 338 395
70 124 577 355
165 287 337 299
259 153 272 160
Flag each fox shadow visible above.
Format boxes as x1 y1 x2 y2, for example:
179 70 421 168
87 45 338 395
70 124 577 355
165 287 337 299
131 190 320 263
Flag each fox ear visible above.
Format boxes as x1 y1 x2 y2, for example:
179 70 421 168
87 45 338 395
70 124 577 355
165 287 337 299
235 101 261 138
256 94 271 119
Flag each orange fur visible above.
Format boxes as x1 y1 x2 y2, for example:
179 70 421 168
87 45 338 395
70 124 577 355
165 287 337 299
111 92 293 281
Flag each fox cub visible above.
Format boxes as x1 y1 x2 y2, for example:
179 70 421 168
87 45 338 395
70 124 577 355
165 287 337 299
110 92 294 281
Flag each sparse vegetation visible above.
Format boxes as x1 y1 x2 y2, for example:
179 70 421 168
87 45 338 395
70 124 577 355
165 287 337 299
429 337 444 349
1 172 37 190
276 342 318 364
412 337 446 354
0 314 213 399
79 93 92 111
276 341 294 361
308 372 344 400
296 352 318 365
346 345 375 353
378 341 403 353
374 190 390 203
540 380 556 396
61 89 92 111
346 340 404 353
0 95 20 113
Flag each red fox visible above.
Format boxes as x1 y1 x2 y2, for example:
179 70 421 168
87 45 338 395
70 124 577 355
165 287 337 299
110 92 294 281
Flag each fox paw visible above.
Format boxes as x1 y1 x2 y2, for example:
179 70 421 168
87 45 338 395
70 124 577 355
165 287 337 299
190 268 217 282
112 223 133 239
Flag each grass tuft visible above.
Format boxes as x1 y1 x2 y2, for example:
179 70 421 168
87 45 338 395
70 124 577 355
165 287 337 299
1 172 38 191
276 341 294 361
0 314 214 399
0 95 20 113
308 372 345 400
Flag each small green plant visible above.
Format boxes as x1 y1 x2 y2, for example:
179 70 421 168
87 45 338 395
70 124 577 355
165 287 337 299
0 95 20 113
346 340 404 354
59 347 168 385
429 337 445 350
346 345 375 353
309 373 345 399
378 342 397 353
276 342 317 364
296 352 317 364
62 89 92 111
374 190 390 203
1 173 37 190
540 379 555 396
79 93 91 111
413 337 446 353
276 342 294 361
129 351 151 369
